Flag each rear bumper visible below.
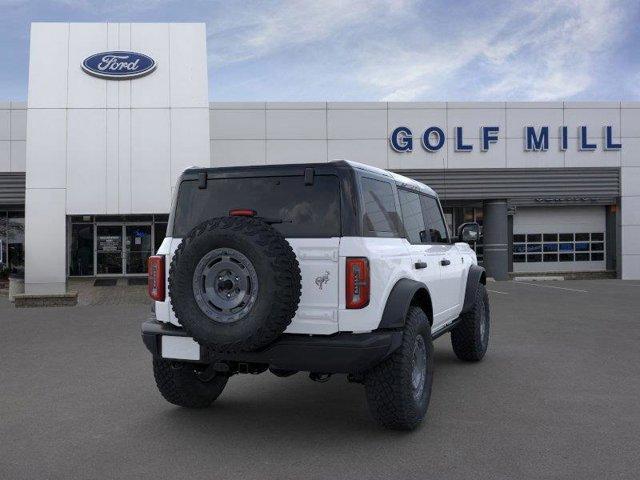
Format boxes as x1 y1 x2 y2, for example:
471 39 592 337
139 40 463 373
141 319 402 374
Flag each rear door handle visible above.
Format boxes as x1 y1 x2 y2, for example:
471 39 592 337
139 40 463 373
414 262 428 269
440 258 451 266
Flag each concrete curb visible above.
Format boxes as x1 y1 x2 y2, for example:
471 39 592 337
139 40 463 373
14 291 78 308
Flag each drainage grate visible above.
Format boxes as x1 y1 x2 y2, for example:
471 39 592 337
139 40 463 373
127 277 148 286
94 278 118 287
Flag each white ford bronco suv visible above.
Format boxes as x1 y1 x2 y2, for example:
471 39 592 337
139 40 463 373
142 160 489 430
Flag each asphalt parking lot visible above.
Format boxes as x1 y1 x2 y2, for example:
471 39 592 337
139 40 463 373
1 280 639 480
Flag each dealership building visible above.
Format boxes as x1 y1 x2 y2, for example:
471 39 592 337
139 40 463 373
1 22 640 295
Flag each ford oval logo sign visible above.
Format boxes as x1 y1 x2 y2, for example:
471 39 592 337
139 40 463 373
82 51 156 80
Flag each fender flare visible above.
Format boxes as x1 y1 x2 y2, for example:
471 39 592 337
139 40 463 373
377 278 432 330
461 264 486 314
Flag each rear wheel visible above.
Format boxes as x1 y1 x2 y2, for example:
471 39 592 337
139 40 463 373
364 306 433 430
451 283 490 361
153 359 228 408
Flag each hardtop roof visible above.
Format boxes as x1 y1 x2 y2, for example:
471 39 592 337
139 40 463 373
182 160 437 197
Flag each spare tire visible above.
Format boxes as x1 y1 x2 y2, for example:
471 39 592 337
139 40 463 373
169 216 301 352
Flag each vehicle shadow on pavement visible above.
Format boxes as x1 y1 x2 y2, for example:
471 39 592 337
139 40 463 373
135 348 480 439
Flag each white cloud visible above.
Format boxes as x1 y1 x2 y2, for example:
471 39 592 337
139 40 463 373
356 0 627 101
208 0 414 66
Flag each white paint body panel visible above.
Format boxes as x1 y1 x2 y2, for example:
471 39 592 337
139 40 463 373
156 235 475 335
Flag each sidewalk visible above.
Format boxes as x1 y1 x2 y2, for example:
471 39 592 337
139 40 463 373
68 278 151 307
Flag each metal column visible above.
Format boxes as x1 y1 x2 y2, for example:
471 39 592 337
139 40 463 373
483 200 509 280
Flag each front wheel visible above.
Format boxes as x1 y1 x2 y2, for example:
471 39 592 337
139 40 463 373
153 359 228 408
364 306 434 430
451 283 490 361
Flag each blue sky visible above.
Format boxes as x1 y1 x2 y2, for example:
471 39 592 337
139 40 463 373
1 0 639 101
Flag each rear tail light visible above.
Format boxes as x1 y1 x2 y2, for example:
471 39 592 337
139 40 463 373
148 255 165 301
346 257 370 309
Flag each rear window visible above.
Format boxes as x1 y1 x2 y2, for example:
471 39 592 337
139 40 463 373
171 175 341 238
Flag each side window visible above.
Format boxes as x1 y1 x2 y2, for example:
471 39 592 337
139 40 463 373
361 177 401 236
420 195 449 243
398 189 427 244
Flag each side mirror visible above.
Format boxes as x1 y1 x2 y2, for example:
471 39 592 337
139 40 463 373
457 222 480 243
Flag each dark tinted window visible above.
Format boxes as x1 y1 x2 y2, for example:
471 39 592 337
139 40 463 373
361 177 401 235
420 195 449 243
398 189 426 244
172 175 341 238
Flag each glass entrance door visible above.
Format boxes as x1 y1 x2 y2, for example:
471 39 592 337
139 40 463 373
96 225 123 275
125 225 152 275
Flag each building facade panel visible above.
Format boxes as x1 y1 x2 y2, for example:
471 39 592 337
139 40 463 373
563 105 621 138
105 108 119 213
21 22 209 293
5 22 640 291
0 142 9 171
505 138 565 168
67 23 108 109
266 139 327 164
621 226 640 256
130 23 171 108
564 144 620 168
447 106 506 139
328 139 388 169
621 196 640 226
24 188 66 293
10 109 26 141
10 141 26 172
327 109 387 140
211 139 265 166
117 109 132 213
169 23 209 108
170 108 211 189
130 108 171 213
210 109 265 140
621 138 640 166
505 106 564 139
25 109 67 189
66 108 108 214
27 23 68 108
0 109 10 141
621 107 640 138
266 109 327 140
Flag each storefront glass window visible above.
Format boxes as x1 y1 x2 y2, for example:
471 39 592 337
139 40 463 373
154 222 168 253
70 224 95 276
125 225 152 274
7 212 25 275
68 214 169 277
0 212 7 278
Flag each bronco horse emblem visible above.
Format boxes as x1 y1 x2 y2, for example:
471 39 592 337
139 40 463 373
315 271 330 290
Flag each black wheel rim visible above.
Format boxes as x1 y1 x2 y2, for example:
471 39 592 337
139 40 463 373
192 247 259 323
411 335 427 402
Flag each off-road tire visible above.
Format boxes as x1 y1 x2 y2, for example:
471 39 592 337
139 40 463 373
153 359 228 408
451 283 490 361
364 307 433 430
169 216 301 352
